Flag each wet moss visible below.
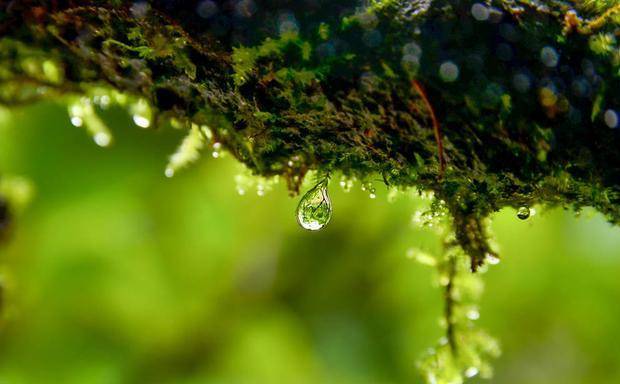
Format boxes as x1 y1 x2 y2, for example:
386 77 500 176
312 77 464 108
1 0 620 268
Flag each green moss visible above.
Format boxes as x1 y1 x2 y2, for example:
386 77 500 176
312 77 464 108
1 0 620 275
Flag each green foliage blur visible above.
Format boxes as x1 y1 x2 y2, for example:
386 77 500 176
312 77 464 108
1 103 620 384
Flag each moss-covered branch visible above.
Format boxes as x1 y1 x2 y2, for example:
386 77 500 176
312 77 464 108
2 0 620 268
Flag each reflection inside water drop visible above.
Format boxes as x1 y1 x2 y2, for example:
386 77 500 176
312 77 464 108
296 178 332 231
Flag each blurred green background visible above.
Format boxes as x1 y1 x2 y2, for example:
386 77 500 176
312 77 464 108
1 103 620 384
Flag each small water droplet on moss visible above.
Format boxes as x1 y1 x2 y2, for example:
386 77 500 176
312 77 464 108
133 114 151 128
485 252 500 265
464 367 479 378
93 132 111 147
517 206 531 220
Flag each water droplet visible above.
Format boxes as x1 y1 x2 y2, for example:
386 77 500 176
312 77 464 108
212 142 222 158
339 176 354 192
133 114 151 128
467 309 480 320
70 116 83 127
517 206 531 220
464 367 479 378
361 182 377 198
485 252 501 265
366 184 377 199
296 179 332 231
99 95 111 108
93 132 111 147
165 168 175 178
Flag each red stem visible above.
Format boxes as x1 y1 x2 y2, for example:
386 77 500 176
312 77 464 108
412 79 446 178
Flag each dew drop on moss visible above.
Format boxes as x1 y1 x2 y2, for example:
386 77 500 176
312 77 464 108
464 367 479 378
70 116 83 127
212 142 222 158
93 132 111 147
517 206 531 220
296 179 332 231
485 252 501 265
132 114 151 128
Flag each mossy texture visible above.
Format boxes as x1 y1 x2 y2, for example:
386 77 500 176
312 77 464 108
2 0 620 268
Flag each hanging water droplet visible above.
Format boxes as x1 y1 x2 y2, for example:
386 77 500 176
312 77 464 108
70 116 83 127
517 206 531 220
133 114 151 128
212 142 222 158
339 176 354 193
99 95 111 109
485 252 501 265
369 186 377 199
296 179 332 231
68 99 113 146
464 367 479 378
93 132 111 147
130 98 152 128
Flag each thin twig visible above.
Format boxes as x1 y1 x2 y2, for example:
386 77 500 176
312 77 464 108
412 79 446 178
444 248 457 354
